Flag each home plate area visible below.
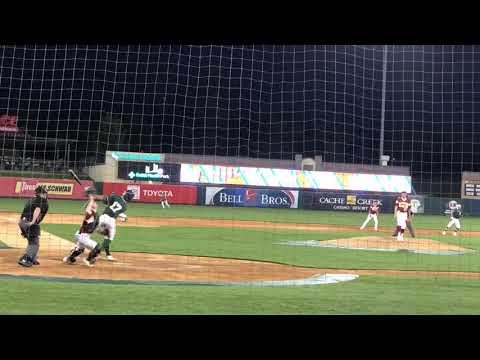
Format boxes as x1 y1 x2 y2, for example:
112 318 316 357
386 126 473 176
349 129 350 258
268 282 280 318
276 236 475 255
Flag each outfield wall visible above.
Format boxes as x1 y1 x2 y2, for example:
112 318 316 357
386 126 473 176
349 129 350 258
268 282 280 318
2 175 479 216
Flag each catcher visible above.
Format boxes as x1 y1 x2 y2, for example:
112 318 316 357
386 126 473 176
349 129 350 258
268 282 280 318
63 187 101 267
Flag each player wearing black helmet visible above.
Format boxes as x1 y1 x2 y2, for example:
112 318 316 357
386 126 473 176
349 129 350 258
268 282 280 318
96 190 135 261
17 185 49 267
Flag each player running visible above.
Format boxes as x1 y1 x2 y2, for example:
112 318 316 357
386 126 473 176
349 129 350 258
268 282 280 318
360 200 380 231
442 202 462 236
63 187 102 267
393 191 411 241
96 190 135 261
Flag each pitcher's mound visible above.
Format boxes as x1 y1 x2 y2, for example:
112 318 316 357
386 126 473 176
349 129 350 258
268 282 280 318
277 236 474 255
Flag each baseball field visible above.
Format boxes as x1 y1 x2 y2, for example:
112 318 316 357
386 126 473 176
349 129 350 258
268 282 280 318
1 198 480 314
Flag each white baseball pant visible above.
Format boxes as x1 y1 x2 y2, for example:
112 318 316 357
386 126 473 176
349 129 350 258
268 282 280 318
74 231 97 250
97 214 116 241
446 218 461 230
396 211 408 229
360 214 378 230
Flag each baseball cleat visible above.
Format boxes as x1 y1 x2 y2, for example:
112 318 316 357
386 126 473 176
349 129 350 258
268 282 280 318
18 257 33 267
442 231 446 235
106 255 116 261
83 258 94 267
63 256 75 264
32 260 40 265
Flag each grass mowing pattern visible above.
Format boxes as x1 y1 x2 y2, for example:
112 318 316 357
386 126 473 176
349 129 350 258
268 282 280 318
43 223 480 272
0 276 479 314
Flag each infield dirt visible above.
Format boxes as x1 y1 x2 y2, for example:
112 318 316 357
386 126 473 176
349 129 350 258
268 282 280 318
1 212 478 283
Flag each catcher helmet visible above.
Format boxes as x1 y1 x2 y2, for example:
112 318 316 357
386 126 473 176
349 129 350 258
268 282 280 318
123 190 135 202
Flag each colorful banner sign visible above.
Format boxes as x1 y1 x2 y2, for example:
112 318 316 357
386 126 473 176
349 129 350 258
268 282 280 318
180 164 412 193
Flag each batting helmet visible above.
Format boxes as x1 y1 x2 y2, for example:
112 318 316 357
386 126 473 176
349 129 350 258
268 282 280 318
448 200 458 210
35 185 48 198
123 190 135 202
84 187 96 196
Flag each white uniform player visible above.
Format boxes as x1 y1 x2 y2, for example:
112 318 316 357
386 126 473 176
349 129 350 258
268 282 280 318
442 202 462 236
394 191 411 241
63 190 102 267
360 200 380 231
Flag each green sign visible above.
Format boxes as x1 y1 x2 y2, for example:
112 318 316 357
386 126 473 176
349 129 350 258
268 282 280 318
111 152 164 162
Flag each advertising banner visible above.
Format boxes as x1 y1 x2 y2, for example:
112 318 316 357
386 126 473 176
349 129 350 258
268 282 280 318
0 115 21 133
111 152 165 162
302 192 396 212
410 195 425 214
117 162 180 182
205 187 299 208
180 163 411 193
0 177 93 199
103 183 197 204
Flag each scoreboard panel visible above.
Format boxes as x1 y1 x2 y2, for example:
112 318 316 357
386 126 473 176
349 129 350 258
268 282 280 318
461 172 480 199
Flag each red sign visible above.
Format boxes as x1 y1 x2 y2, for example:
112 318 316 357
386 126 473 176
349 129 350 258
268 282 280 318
0 115 21 133
0 177 94 200
103 183 198 205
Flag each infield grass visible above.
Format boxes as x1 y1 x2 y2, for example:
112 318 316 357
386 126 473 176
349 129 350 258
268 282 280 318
43 223 480 272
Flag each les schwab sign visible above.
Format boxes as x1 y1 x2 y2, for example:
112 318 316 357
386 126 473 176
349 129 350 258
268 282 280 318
0 177 93 199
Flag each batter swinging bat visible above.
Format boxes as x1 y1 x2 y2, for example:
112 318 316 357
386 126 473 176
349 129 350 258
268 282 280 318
68 169 82 186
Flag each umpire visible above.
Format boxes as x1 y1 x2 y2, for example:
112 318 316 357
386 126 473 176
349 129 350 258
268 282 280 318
17 185 49 267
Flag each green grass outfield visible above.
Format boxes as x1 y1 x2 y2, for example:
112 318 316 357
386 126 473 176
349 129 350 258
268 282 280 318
2 198 480 314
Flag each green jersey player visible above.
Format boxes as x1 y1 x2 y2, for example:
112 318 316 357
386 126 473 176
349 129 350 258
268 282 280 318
97 190 135 261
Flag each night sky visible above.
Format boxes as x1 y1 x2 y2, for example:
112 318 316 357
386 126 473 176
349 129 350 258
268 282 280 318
1 45 479 196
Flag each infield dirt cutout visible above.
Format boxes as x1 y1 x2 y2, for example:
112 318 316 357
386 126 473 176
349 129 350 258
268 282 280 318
0 212 479 284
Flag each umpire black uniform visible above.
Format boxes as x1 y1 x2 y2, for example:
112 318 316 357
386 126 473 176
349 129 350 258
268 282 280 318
18 186 49 267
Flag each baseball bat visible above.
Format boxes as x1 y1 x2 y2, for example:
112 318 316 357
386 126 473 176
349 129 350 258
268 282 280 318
68 169 83 186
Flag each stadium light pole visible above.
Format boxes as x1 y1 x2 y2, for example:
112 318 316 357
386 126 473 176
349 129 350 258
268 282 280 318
379 45 388 166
